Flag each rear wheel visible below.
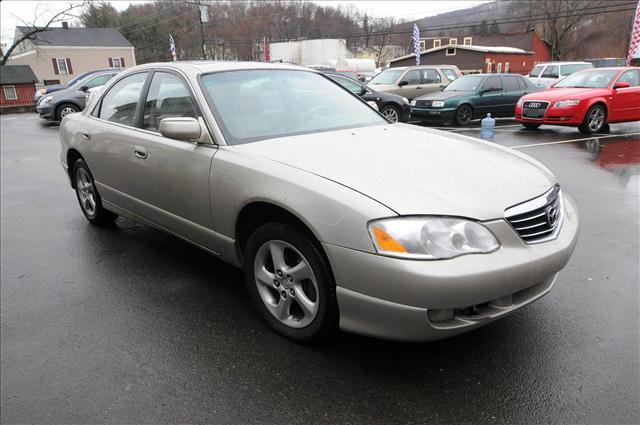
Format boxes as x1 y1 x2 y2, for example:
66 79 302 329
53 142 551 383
579 104 607 135
72 159 118 225
380 105 401 123
56 103 79 121
522 123 541 130
454 104 472 126
243 223 338 343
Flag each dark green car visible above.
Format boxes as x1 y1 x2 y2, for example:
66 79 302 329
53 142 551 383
409 74 541 126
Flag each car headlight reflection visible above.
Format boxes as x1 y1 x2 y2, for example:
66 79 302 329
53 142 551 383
368 217 499 260
554 99 580 108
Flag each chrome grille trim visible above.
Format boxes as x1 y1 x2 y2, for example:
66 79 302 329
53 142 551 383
505 185 563 244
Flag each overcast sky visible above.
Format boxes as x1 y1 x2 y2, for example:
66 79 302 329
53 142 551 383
1 0 490 45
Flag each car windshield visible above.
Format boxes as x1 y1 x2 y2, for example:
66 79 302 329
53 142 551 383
369 69 405 85
66 72 94 87
553 69 619 88
444 75 484 91
529 64 545 77
200 69 385 144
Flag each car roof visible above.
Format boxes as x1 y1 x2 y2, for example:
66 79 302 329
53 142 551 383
129 61 313 76
536 61 592 65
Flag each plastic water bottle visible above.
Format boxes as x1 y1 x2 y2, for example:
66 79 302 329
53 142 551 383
480 113 495 140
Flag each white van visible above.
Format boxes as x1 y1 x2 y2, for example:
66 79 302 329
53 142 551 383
527 62 594 88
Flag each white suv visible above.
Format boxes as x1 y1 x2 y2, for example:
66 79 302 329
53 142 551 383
527 62 594 88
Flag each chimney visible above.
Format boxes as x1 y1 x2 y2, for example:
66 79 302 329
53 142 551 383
62 22 68 29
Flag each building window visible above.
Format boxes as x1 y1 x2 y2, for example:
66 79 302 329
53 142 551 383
486 61 492 73
419 40 425 51
449 38 457 45
445 47 456 56
463 37 472 45
3 85 17 100
497 63 502 73
110 57 124 68
505 62 510 72
433 39 441 48
57 58 69 75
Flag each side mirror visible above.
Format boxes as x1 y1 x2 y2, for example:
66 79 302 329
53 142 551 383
80 85 89 92
614 81 630 89
159 117 202 141
398 80 408 87
439 85 446 91
359 86 367 95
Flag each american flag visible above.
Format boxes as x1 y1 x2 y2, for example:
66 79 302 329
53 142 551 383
169 34 177 62
627 1 640 65
412 24 421 66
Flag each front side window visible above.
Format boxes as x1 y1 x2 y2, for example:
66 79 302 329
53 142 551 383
482 76 503 92
541 65 559 78
421 69 441 84
615 70 640 87
554 69 620 88
98 72 148 127
143 72 198 132
402 70 421 85
200 69 385 144
502 76 520 91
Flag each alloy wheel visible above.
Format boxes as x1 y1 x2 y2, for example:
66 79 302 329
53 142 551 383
75 168 96 216
253 240 319 328
456 105 472 126
382 107 399 123
588 107 604 132
60 106 77 118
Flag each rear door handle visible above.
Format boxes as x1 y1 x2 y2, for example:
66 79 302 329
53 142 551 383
80 132 91 140
133 145 147 159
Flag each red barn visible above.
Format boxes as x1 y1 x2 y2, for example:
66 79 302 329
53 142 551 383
0 65 38 111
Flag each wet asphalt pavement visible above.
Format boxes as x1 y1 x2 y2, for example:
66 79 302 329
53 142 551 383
1 113 638 424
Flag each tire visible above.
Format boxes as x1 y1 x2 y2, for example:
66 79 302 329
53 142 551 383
522 123 541 130
578 104 607 135
72 159 118 225
243 223 339 343
380 104 401 123
454 104 473 126
56 103 79 121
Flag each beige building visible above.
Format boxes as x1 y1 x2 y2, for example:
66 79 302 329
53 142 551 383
8 25 135 85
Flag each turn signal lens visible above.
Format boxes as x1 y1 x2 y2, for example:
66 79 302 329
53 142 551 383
372 225 408 253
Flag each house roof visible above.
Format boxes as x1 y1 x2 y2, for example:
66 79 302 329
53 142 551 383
0 65 38 84
389 44 530 63
16 26 133 48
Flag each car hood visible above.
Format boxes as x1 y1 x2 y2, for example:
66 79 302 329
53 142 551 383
233 124 556 220
415 91 473 101
523 87 610 101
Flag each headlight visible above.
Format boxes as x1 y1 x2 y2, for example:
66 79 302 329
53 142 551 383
366 101 379 111
410 100 416 106
368 216 499 260
431 101 445 108
39 88 47 95
554 99 580 108
42 96 53 104
402 97 409 104
517 97 524 107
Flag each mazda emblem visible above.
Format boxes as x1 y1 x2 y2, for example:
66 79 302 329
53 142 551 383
546 206 558 226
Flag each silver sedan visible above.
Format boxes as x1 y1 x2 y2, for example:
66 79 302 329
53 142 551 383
59 62 579 343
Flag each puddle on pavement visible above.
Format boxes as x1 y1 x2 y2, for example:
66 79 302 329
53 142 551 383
576 135 640 188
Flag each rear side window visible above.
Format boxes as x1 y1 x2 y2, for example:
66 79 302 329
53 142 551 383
402 70 421 85
420 69 441 84
483 76 503 91
98 72 148 127
143 72 198 132
616 70 640 87
561 64 593 76
441 68 458 82
502 76 520 91
542 65 559 78
529 65 544 77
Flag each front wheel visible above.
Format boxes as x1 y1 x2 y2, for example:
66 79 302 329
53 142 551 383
380 105 401 123
56 103 79 121
72 159 118 225
243 223 339 343
454 104 473 126
579 104 607 135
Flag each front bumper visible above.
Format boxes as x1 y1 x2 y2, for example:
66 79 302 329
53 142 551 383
324 196 579 342
516 105 583 126
410 106 456 123
36 103 55 120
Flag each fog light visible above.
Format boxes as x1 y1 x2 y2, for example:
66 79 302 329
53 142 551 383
427 308 454 323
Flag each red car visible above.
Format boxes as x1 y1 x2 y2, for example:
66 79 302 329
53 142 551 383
516 67 640 134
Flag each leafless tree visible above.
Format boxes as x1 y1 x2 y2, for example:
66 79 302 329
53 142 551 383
1 2 86 65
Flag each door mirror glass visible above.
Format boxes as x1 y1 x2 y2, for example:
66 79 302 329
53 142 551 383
159 117 201 140
80 85 89 92
398 80 408 87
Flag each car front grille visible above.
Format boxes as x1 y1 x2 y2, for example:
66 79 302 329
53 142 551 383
522 100 550 119
414 100 432 107
505 185 563 243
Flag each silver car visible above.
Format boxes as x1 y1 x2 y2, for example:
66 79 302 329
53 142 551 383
367 65 461 100
59 62 579 343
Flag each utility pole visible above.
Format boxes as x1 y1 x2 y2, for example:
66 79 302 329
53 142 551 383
197 0 207 60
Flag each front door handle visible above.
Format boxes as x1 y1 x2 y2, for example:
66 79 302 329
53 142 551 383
80 132 91 140
133 145 147 159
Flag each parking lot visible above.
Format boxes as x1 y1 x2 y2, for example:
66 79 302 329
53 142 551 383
1 113 638 424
